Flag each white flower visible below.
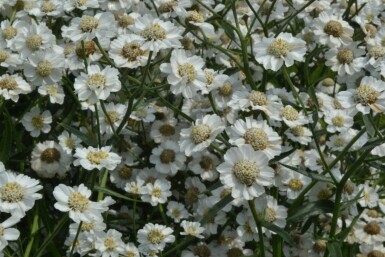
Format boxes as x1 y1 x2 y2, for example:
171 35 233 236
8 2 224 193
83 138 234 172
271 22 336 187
21 107 52 138
122 243 140 257
73 146 122 171
160 49 206 98
137 223 175 251
280 170 312 199
313 12 354 47
217 145 275 200
325 43 365 76
188 151 219 182
62 12 117 42
58 131 82 154
0 215 21 251
131 14 183 53
98 102 127 135
38 83 65 104
149 140 186 176
252 195 287 229
109 34 149 68
130 104 156 123
229 117 282 159
23 50 65 86
0 74 31 102
324 109 355 133
31 140 72 178
0 19 28 49
284 125 312 145
0 171 43 216
179 114 225 156
272 105 309 128
53 183 107 223
254 32 307 71
95 229 125 257
150 117 179 143
337 76 385 114
180 220 205 239
354 220 385 245
141 179 172 206
166 201 189 223
74 65 121 104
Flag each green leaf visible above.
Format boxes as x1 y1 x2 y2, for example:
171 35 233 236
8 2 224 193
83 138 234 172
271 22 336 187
59 122 97 147
34 215 69 257
327 242 343 257
260 220 295 247
269 148 296 164
200 194 233 225
279 163 333 183
363 115 375 138
93 186 141 202
0 112 13 162
287 200 334 222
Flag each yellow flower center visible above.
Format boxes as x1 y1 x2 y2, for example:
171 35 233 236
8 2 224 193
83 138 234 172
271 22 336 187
31 116 44 129
0 77 17 90
178 63 197 82
104 237 117 251
368 46 385 59
218 81 233 96
192 245 211 257
68 192 89 212
87 73 106 89
140 23 166 40
159 124 175 136
356 85 379 106
232 160 260 186
41 1 56 13
313 240 327 253
0 49 10 63
268 38 291 58
186 10 205 23
337 48 354 64
147 229 165 244
244 128 269 151
80 16 99 32
332 115 345 127
322 78 335 87
281 106 299 121
86 150 109 164
323 20 344 37
364 221 381 235
288 178 303 191
121 43 144 61
37 61 53 77
26 34 43 51
290 126 305 136
248 91 268 106
0 182 25 203
190 124 211 144
118 166 132 179
160 149 176 164
2 26 17 40
200 156 214 170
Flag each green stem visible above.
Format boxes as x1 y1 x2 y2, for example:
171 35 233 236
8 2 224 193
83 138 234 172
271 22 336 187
97 168 109 201
69 222 83 257
24 209 39 257
248 200 265 257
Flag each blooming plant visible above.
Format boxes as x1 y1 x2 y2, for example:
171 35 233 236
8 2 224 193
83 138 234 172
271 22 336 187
1 0 385 257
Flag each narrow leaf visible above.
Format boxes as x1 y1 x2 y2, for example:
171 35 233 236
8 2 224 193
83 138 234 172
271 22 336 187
287 200 334 222
200 194 233 225
59 123 97 147
327 242 343 257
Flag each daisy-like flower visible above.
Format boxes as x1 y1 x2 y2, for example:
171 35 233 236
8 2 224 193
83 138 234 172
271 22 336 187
160 49 206 98
280 169 312 199
98 102 127 135
166 201 189 223
0 19 28 49
325 43 365 76
131 14 183 53
95 229 125 257
188 151 219 182
229 117 282 159
58 131 82 154
73 146 122 171
324 109 355 133
217 145 275 200
254 32 307 71
252 195 288 229
0 47 22 69
137 223 175 252
23 50 65 86
109 34 149 68
337 76 385 114
284 125 312 145
130 104 156 123
53 183 108 223
150 140 186 176
0 171 43 216
272 105 309 127
0 74 31 102
13 22 55 58
31 140 72 178
74 65 121 104
316 78 341 95
38 83 65 104
180 220 205 239
21 106 52 138
313 11 354 47
62 12 117 42
63 0 99 12
109 164 137 190
150 117 179 143
141 179 172 206
354 220 385 245
179 114 225 156
0 215 21 251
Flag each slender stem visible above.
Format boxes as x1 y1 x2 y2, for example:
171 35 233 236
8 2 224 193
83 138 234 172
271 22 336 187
69 222 83 257
24 209 39 257
248 200 265 257
97 168 109 201
94 104 101 148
